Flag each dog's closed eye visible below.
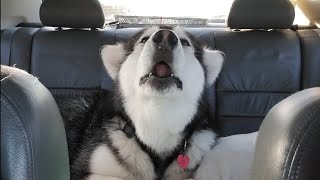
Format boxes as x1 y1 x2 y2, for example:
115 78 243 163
180 39 190 46
140 37 150 43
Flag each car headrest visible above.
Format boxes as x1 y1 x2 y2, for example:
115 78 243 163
227 0 295 29
40 0 105 28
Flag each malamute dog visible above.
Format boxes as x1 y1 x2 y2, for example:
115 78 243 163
58 26 224 180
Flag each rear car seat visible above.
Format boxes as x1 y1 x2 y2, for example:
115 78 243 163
1 27 39 70
215 0 300 136
31 27 115 93
222 0 319 179
297 29 320 88
1 0 319 179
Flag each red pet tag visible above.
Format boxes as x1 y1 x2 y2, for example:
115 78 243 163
177 140 189 170
177 154 190 169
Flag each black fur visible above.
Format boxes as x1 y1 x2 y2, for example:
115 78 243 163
55 92 102 164
159 25 173 30
56 86 214 180
141 75 183 91
185 31 204 63
55 27 217 180
123 28 147 55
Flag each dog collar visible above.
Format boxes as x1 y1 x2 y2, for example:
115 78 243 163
121 121 135 138
177 140 190 169
121 118 190 169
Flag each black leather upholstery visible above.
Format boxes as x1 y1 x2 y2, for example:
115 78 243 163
227 0 295 29
30 27 115 93
252 87 320 180
116 28 144 43
1 28 20 66
9 28 39 71
1 28 39 71
214 29 301 135
40 0 105 28
1 65 70 180
297 29 320 89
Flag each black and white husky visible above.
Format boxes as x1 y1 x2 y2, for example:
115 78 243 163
59 26 224 180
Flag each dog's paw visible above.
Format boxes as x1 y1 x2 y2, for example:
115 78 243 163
186 130 216 168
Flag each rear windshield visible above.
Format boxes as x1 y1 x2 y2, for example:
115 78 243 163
99 0 310 26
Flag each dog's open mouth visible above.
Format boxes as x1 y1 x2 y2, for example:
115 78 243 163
139 61 183 90
152 61 173 78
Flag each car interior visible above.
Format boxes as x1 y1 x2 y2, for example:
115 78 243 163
1 0 320 179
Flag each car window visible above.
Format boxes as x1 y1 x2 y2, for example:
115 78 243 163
99 0 233 25
293 6 310 25
99 0 311 26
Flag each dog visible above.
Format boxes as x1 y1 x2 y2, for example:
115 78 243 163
57 26 224 180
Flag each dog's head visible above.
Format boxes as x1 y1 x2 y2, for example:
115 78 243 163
101 26 224 100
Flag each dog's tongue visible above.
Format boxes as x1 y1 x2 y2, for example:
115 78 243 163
153 62 172 78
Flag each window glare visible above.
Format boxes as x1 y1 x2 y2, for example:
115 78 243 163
293 6 310 25
99 0 312 26
99 0 233 20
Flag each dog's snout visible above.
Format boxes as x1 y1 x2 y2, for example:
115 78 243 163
152 30 178 50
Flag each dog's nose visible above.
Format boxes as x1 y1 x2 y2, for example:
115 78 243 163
152 30 178 51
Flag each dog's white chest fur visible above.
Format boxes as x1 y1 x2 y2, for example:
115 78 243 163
125 95 199 154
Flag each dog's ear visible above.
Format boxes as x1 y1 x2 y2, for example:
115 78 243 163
202 49 225 85
101 44 126 80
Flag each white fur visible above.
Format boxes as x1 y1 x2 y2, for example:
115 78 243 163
118 28 206 153
202 49 225 85
187 130 216 168
101 44 126 80
90 145 128 179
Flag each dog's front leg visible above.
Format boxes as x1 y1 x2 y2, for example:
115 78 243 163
163 130 216 180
